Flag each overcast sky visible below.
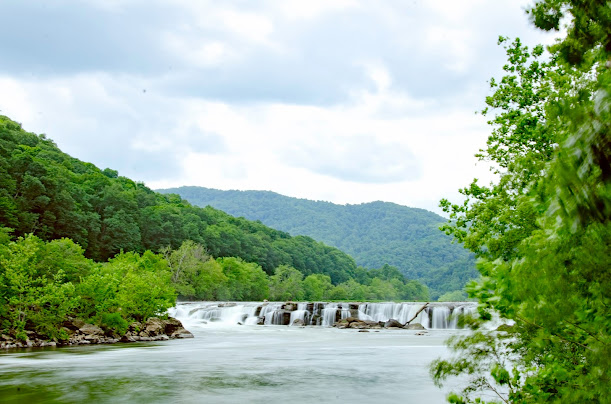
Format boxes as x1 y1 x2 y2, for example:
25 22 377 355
0 0 558 214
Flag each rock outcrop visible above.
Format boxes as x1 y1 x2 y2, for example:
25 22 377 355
333 317 427 331
1 317 193 350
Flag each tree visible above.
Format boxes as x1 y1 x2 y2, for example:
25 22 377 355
268 265 304 301
105 251 176 322
0 234 80 341
303 274 333 301
439 36 589 261
431 2 610 402
437 290 467 302
338 279 368 301
163 240 227 300
527 0 611 66
217 257 269 301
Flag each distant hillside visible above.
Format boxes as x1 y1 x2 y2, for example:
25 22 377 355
0 116 360 284
157 187 477 298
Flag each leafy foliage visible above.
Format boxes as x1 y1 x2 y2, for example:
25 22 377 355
269 265 305 301
157 187 477 298
432 2 610 402
162 241 226 300
0 233 176 340
216 257 269 301
164 240 430 302
527 0 611 66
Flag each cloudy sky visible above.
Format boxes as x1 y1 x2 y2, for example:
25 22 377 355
0 0 558 214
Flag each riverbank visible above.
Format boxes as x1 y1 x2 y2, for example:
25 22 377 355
0 317 193 350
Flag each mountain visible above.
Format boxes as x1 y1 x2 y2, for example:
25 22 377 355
0 116 359 284
157 187 477 298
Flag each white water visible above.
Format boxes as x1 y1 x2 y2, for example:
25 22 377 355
172 301 478 329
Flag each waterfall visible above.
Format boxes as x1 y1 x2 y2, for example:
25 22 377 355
431 306 451 329
448 307 461 329
358 302 425 324
321 303 338 326
339 303 352 320
170 301 478 329
261 303 283 325
288 310 306 325
420 308 430 329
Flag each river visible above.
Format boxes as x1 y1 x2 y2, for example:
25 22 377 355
0 303 467 403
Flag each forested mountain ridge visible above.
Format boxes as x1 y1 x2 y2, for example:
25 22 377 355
0 115 360 284
157 186 477 298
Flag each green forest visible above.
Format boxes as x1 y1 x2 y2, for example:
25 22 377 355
0 123 359 283
158 187 477 299
430 1 610 403
0 117 428 342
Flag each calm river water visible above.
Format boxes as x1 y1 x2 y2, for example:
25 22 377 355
0 322 463 403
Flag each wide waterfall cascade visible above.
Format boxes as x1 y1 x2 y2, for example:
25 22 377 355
170 301 478 330
321 303 352 326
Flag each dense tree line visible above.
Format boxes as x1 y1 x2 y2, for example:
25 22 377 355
431 1 610 402
158 187 477 298
167 241 429 302
0 117 360 284
0 231 428 342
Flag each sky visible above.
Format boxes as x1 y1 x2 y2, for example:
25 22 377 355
0 0 559 215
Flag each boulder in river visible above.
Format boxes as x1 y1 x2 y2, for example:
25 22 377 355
162 317 184 336
405 323 425 330
384 319 404 328
144 317 166 336
172 328 194 339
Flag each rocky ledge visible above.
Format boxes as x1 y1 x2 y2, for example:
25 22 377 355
0 317 193 350
333 316 427 331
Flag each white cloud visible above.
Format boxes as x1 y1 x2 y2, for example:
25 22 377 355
360 63 392 92
0 0 561 215
424 0 487 24
424 26 473 73
274 0 359 21
163 33 235 67
218 9 275 44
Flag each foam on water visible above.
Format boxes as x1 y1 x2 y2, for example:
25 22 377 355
171 301 479 329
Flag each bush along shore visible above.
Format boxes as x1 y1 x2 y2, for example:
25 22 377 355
0 317 192 350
